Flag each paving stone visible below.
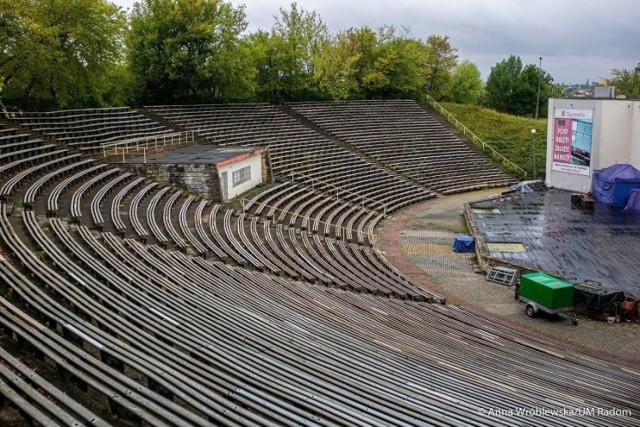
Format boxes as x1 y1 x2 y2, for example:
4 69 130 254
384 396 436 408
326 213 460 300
381 189 640 365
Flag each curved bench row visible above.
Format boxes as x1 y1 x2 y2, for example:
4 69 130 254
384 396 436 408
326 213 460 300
0 344 108 426
0 206 637 426
288 100 515 194
146 104 435 211
0 151 440 301
11 107 176 151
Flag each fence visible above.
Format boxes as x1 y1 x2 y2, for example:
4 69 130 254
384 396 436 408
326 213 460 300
425 95 528 178
99 131 197 163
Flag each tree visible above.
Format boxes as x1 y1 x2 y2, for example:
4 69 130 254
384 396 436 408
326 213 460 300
312 30 361 100
364 33 429 100
424 35 458 99
442 61 484 104
485 55 554 117
0 0 126 110
127 0 251 105
510 64 539 116
485 55 523 113
315 26 433 101
313 26 379 100
610 63 640 99
254 2 329 102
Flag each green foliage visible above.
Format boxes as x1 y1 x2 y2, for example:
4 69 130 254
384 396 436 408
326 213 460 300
313 26 439 101
442 61 484 104
312 31 361 100
366 34 430 100
312 26 377 100
485 55 555 118
442 102 547 177
127 0 251 105
485 55 523 113
610 63 640 99
424 35 458 99
0 0 126 110
1 1 464 108
253 2 329 103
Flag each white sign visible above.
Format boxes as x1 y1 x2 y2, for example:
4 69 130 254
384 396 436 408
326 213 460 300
554 109 593 120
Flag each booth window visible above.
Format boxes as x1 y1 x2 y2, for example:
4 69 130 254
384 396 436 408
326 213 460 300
232 166 251 187
572 120 592 152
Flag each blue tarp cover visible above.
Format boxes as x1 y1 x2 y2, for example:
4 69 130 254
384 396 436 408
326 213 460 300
592 164 640 207
453 235 475 253
626 189 640 213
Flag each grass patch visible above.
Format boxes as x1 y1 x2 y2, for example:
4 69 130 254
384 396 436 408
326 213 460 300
440 103 548 179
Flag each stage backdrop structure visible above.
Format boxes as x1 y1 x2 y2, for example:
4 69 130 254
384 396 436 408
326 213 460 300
545 97 640 193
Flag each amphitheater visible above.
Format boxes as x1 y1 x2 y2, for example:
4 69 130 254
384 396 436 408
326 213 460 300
0 100 638 426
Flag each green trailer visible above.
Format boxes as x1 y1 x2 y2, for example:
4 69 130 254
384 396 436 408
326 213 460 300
518 272 578 325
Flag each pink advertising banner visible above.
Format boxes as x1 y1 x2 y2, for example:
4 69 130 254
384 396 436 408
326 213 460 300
552 108 593 176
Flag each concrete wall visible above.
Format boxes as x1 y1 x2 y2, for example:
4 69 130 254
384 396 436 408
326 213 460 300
117 151 265 202
217 153 263 201
597 101 633 166
546 98 640 192
123 163 222 199
630 102 640 166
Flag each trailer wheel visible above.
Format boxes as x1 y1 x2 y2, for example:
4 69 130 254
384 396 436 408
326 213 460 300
526 304 536 318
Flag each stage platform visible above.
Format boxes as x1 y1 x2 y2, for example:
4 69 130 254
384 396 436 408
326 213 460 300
469 188 640 297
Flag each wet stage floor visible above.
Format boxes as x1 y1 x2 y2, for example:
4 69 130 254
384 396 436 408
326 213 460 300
470 188 640 296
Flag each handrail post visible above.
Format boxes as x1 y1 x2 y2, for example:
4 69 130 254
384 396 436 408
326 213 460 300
427 95 528 177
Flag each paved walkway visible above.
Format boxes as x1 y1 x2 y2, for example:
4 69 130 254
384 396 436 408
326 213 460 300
380 189 640 366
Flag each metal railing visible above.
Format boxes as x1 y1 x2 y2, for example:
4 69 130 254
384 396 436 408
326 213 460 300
239 197 378 244
99 131 197 163
289 171 387 216
425 95 528 178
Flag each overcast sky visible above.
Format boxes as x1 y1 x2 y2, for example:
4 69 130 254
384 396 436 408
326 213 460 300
113 0 639 85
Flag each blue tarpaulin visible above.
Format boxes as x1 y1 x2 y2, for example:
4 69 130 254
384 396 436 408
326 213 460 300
592 164 640 207
453 235 475 253
626 189 640 213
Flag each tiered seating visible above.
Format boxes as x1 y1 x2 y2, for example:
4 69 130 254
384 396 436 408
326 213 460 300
11 107 176 151
130 186 437 299
90 172 132 231
0 204 638 426
146 104 436 213
22 158 96 210
128 181 157 242
70 167 120 221
0 141 421 299
289 100 515 194
0 345 108 426
47 163 107 216
1 106 639 426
